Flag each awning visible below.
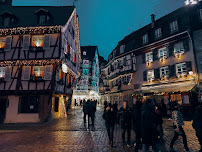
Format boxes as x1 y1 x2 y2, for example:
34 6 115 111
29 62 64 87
141 81 196 94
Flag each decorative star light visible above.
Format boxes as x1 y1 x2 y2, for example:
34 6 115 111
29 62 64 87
185 0 201 5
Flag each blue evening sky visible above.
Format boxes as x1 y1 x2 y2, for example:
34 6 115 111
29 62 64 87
13 0 185 60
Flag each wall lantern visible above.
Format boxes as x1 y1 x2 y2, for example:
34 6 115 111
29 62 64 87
62 63 68 73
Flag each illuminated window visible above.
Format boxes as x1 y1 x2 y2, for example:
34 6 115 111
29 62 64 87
155 28 162 39
31 35 44 47
66 43 70 54
0 67 5 78
147 70 154 81
200 9 202 20
59 69 64 80
32 66 44 77
39 15 46 25
83 51 86 55
146 51 153 63
176 62 187 76
174 42 184 55
4 17 10 27
120 45 125 54
160 66 169 78
158 47 167 58
143 34 148 44
170 20 178 33
0 37 5 49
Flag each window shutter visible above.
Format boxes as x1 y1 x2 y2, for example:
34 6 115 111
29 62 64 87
186 61 192 73
56 68 60 81
142 54 146 64
44 65 53 80
169 65 176 78
168 43 174 57
183 39 190 52
143 71 147 81
153 49 158 61
23 35 30 50
22 66 31 80
154 68 160 80
4 66 11 81
43 35 51 49
4 36 12 51
64 40 67 54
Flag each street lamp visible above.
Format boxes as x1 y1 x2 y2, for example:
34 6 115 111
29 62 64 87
189 71 193 76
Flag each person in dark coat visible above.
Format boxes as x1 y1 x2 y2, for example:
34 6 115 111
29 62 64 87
103 104 117 147
118 101 132 147
132 100 142 152
155 103 164 141
90 101 96 126
192 104 202 152
141 99 159 152
104 100 108 110
83 99 91 126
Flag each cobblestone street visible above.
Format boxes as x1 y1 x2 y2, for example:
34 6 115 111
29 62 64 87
0 106 200 152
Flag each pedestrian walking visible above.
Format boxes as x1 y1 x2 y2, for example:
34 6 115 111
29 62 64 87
167 100 172 120
104 100 108 110
169 101 190 152
132 100 142 152
155 103 164 141
118 101 132 147
192 104 202 152
141 98 159 152
90 100 96 126
83 99 91 126
103 104 117 147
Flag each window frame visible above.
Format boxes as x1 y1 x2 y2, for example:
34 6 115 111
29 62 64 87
120 45 125 54
143 34 148 44
31 35 44 48
158 47 167 59
83 51 86 56
0 67 5 78
0 37 6 49
174 42 184 55
146 51 153 63
3 17 10 27
147 70 154 82
39 15 46 25
170 20 178 33
155 28 162 39
160 66 169 78
32 66 45 77
176 62 187 76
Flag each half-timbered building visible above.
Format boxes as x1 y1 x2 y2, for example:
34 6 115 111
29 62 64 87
0 0 81 123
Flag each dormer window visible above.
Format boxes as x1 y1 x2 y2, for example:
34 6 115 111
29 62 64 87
143 34 148 44
120 45 125 54
83 51 86 55
4 17 10 27
155 28 162 39
0 12 16 27
39 15 46 25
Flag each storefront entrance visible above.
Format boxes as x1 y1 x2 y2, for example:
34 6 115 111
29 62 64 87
0 99 7 123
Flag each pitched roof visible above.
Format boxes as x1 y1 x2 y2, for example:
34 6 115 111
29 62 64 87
0 1 74 28
81 46 98 61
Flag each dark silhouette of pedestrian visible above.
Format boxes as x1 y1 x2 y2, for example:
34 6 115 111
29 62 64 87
132 100 142 152
80 100 83 107
104 100 108 110
83 99 91 126
103 104 117 147
141 99 159 152
192 104 202 152
118 101 132 147
90 100 96 126
155 103 164 141
169 101 190 152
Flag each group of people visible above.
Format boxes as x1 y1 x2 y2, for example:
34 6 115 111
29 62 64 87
102 99 202 152
82 99 97 127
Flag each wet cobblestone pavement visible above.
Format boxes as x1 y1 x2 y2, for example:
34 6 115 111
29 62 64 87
0 106 200 152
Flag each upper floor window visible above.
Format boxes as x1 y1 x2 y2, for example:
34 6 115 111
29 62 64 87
160 66 169 78
0 67 5 78
113 50 117 57
3 17 10 27
176 62 187 76
155 28 162 39
39 15 46 25
158 47 167 59
32 66 45 77
120 45 125 54
147 70 154 82
143 34 148 44
0 37 5 49
31 35 44 47
146 51 153 63
174 42 184 58
83 51 86 55
200 9 202 20
170 20 178 33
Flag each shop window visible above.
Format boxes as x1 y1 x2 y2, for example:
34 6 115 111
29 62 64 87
0 37 5 49
170 20 178 33
176 62 187 77
19 96 40 113
32 66 44 77
160 66 169 78
147 70 154 82
31 35 44 47
0 67 5 78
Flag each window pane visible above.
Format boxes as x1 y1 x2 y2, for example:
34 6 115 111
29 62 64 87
31 35 44 47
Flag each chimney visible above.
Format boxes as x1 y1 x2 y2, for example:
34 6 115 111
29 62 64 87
151 14 155 28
